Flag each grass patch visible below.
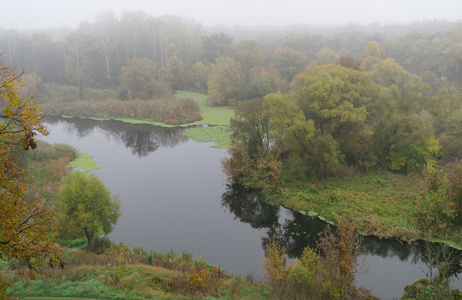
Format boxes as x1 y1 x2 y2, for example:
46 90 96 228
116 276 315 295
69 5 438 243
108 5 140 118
175 90 234 126
175 91 234 148
42 88 235 147
67 152 100 172
273 171 428 242
182 126 232 148
4 248 269 300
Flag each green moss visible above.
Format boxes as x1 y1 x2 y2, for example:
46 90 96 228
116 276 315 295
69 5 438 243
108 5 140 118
67 152 100 172
176 91 234 148
182 126 232 148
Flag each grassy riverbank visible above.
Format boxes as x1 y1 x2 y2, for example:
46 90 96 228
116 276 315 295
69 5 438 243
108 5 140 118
263 169 462 249
40 85 234 148
67 152 100 172
5 140 267 299
176 90 233 148
5 247 268 300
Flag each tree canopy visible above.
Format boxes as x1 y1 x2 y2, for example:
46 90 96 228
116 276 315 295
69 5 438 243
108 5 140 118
58 172 121 253
0 59 59 296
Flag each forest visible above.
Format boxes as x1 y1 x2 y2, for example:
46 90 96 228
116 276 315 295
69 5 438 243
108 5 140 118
1 11 462 299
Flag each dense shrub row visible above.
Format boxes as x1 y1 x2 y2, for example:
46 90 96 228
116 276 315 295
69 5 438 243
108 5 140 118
41 97 202 125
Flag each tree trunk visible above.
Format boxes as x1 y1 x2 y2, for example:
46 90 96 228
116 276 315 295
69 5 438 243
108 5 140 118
84 229 94 253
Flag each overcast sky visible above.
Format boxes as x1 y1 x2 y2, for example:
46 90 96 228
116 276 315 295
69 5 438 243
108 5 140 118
2 0 461 30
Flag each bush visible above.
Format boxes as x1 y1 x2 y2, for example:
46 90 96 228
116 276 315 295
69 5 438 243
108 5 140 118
40 97 202 125
206 90 226 106
448 165 462 214
91 236 113 254
260 220 375 299
415 191 457 235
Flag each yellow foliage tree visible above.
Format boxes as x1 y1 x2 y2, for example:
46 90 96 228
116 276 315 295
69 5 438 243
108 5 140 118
0 59 60 297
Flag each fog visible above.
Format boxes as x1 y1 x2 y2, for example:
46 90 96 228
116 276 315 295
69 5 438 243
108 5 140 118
3 0 461 30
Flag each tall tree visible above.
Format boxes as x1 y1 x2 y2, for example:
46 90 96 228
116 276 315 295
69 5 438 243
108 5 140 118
272 47 307 82
0 60 60 297
119 56 160 99
202 32 233 63
58 172 120 253
230 98 271 155
206 56 245 106
235 39 265 78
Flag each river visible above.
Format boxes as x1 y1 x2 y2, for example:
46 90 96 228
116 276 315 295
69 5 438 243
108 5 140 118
39 116 462 299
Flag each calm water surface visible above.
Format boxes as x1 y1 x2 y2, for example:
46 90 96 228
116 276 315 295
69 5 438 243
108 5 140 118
40 116 461 299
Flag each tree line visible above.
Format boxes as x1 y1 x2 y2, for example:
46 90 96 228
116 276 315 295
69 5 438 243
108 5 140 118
0 14 461 103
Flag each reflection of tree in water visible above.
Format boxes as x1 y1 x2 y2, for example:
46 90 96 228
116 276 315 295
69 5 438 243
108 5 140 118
360 236 413 261
221 183 462 280
221 184 328 258
275 211 329 258
411 240 462 280
43 116 188 157
45 115 97 138
221 184 280 230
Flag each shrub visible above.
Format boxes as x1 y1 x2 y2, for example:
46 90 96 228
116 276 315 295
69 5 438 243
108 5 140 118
261 220 374 299
424 166 445 193
40 97 202 125
91 236 113 254
415 191 457 235
187 267 224 295
448 165 462 214
315 219 367 299
206 90 226 106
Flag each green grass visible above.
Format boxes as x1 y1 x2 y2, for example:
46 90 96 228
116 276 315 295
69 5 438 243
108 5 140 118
175 91 234 148
67 152 100 172
182 126 232 148
5 248 269 300
175 90 235 126
272 171 429 241
274 170 462 247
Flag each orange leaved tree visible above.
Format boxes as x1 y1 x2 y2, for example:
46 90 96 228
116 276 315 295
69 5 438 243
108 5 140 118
0 59 60 297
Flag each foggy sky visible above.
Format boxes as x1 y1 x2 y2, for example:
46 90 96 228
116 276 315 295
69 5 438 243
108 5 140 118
2 0 461 30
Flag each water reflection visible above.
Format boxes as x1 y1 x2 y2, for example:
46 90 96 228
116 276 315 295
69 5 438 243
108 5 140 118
44 116 188 157
221 184 328 257
412 241 462 280
221 184 279 230
361 236 412 261
221 184 462 282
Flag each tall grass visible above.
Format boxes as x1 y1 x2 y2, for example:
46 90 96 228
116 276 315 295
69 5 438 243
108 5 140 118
4 246 268 300
40 98 202 125
19 141 77 203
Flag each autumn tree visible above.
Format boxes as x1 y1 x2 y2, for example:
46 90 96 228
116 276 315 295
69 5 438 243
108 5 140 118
230 98 271 156
58 172 120 253
313 47 339 65
235 39 265 78
291 65 382 175
157 54 185 90
365 50 440 173
206 56 245 106
0 60 60 297
336 55 362 70
186 61 210 92
119 56 164 99
272 47 307 82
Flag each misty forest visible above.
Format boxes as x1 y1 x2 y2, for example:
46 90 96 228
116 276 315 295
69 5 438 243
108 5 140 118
2 10 462 300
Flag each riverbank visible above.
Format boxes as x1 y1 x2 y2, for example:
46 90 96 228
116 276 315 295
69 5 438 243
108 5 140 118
5 247 267 300
4 141 268 299
39 87 462 247
41 90 234 148
261 169 462 250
